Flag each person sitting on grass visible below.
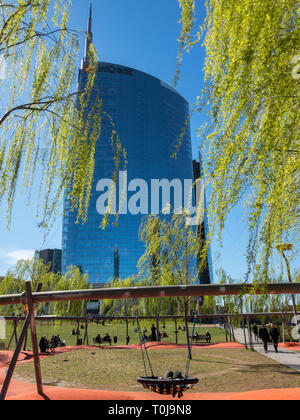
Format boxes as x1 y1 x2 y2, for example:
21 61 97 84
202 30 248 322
161 330 168 338
39 336 47 354
49 336 56 352
56 335 62 347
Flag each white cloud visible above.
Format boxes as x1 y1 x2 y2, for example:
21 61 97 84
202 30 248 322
0 249 35 265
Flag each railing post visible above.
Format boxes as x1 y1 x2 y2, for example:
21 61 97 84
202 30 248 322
25 281 43 395
0 283 42 401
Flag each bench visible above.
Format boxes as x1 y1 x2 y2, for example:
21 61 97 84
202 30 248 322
192 335 209 343
0 342 6 350
93 337 112 346
93 337 102 346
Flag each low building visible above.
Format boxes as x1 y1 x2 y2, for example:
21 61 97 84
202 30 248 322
35 249 62 274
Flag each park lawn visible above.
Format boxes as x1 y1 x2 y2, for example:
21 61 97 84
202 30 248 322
2 320 226 351
14 348 300 393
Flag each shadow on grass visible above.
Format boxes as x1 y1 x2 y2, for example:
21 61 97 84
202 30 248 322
233 364 300 376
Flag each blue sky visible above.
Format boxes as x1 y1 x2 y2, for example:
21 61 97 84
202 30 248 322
0 0 298 280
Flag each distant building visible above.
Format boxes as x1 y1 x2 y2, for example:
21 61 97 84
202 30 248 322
193 156 213 286
35 249 62 274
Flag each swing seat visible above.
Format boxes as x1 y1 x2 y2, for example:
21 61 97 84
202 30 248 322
137 376 198 398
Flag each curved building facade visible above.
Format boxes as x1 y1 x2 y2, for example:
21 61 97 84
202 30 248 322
62 60 193 284
62 8 199 285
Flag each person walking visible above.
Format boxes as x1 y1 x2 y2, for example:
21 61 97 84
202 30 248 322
270 323 280 353
252 324 258 341
259 325 270 353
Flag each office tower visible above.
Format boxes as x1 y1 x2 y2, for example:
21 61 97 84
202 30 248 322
62 7 196 285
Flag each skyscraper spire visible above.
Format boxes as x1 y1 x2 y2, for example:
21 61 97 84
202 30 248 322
84 4 93 63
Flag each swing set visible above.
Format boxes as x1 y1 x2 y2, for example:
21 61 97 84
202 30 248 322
0 281 299 401
136 313 199 398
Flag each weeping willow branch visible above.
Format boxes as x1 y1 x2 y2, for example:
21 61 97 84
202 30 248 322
177 0 300 276
0 0 104 233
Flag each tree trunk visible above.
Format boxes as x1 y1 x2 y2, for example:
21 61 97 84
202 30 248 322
229 313 235 342
228 316 232 342
184 300 191 360
126 317 129 342
156 315 160 342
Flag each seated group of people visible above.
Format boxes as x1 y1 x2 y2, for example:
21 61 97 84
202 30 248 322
160 370 184 380
39 335 65 353
95 333 127 346
142 325 169 342
143 330 168 342
72 328 83 336
193 331 211 343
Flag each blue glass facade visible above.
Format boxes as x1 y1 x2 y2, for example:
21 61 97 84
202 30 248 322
62 61 194 284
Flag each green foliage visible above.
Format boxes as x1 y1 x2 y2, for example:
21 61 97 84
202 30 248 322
173 0 196 86
103 276 139 318
177 0 300 277
138 213 200 318
215 268 240 315
52 266 89 316
104 213 202 319
0 258 89 316
0 1 102 232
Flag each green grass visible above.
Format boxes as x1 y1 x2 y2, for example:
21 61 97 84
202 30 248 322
1 320 226 351
14 347 300 393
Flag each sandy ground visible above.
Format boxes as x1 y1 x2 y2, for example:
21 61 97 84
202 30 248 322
1 342 300 400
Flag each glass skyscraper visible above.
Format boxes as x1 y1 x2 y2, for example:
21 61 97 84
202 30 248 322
62 7 209 286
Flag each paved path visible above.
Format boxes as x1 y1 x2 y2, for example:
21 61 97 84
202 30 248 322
234 328 300 373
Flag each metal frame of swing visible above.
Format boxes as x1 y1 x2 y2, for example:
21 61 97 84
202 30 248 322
135 315 199 397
